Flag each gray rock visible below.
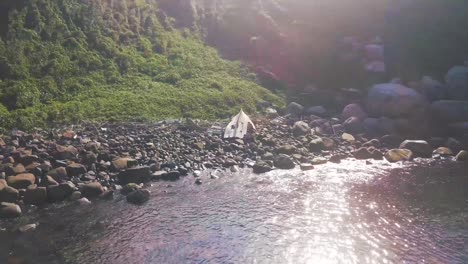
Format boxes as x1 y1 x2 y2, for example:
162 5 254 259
161 171 181 181
126 189 150 204
292 121 310 137
445 66 468 100
286 102 304 116
342 104 368 120
118 166 152 185
81 182 104 198
367 83 427 118
420 76 445 101
274 154 295 169
353 147 373 160
399 140 432 158
0 202 21 218
66 163 87 177
308 138 324 152
305 106 327 117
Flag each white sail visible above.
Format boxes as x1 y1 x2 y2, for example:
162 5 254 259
224 110 256 139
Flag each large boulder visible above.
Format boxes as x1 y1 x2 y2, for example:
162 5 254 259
274 154 295 169
118 166 152 185
342 104 368 120
399 140 432 158
23 187 47 205
286 102 304 116
0 202 21 218
445 66 468 100
7 173 35 189
430 101 468 123
367 83 427 118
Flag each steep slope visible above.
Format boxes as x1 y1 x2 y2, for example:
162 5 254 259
0 0 283 130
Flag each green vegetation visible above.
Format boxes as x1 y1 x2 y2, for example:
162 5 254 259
0 0 283 130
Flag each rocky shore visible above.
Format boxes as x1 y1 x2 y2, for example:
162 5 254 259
0 101 467 220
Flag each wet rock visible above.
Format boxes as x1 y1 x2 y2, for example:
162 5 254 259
23 187 47 205
292 121 310 137
230 165 239 173
121 183 141 195
41 176 59 187
77 197 91 205
300 164 314 171
19 223 37 233
308 138 324 152
118 166 152 185
367 83 427 118
380 134 403 148
195 179 203 185
431 101 468 123
253 161 272 174
445 66 468 100
111 158 138 171
344 117 364 134
353 147 373 160
126 189 150 205
433 147 453 156
399 140 432 158
286 102 304 116
81 182 104 198
66 163 87 177
342 104 368 120
0 202 21 218
363 139 381 148
99 190 114 200
47 182 75 202
0 186 19 203
455 150 468 162
70 191 82 201
384 149 413 163
274 154 295 169
277 145 297 155
161 171 181 181
7 173 35 189
223 158 238 167
445 138 463 153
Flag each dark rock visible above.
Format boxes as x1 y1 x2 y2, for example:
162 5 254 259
161 171 181 181
48 182 75 202
274 154 295 169
0 202 21 218
81 182 104 198
277 145 297 155
195 179 203 185
342 104 368 120
363 139 381 148
0 186 19 203
253 161 272 174
455 150 468 162
420 76 445 101
41 176 59 187
121 183 141 195
23 187 47 205
223 158 238 167
126 189 150 205
118 166 152 185
286 102 304 116
66 163 87 177
380 134 403 148
399 140 432 158
353 147 373 160
292 121 310 137
308 138 324 152
48 167 67 181
344 117 364 134
305 106 327 117
7 173 35 189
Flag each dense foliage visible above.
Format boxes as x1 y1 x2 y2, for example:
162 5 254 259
0 0 283 130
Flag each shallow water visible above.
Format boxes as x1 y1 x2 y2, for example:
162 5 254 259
1 160 467 264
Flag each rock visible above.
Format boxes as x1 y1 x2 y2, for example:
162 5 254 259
223 158 238 167
126 189 150 205
277 145 297 155
195 179 203 185
7 173 35 189
47 182 75 202
230 165 239 173
48 167 67 181
380 134 404 148
309 138 325 152
363 139 381 148
0 202 21 218
448 122 468 135
66 163 87 177
265 107 279 118
455 150 468 162
81 182 104 198
399 140 432 158
305 106 327 117
300 164 314 171
117 166 152 185
431 101 468 123
23 187 47 205
292 121 310 137
77 197 91 205
353 147 373 160
445 66 468 100
19 223 37 233
322 137 335 150
121 183 141 195
0 186 19 203
55 145 78 160
161 171 181 181
367 83 427 118
111 158 138 171
253 161 272 174
274 154 295 169
70 191 82 200
420 76 445 101
342 104 368 120
384 149 413 162
433 147 453 156
342 133 355 142
100 190 114 200
311 157 328 165
41 176 59 187
286 102 304 116
344 117 364 134
445 138 463 153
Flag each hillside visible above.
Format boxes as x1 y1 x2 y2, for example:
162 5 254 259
0 0 283 130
